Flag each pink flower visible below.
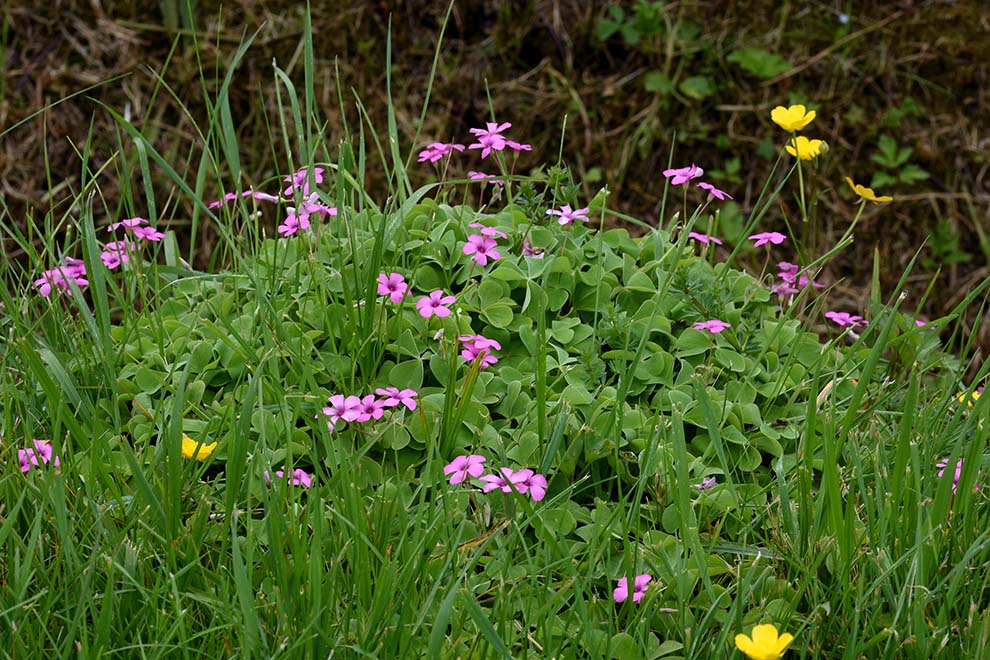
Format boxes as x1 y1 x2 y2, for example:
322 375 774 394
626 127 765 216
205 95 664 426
463 234 502 266
375 387 418 411
377 273 409 303
108 217 165 242
748 232 787 247
697 476 717 490
613 574 652 603
693 319 731 334
277 207 312 237
322 394 363 431
417 141 465 163
459 334 502 369
416 290 456 318
100 240 136 270
468 122 530 158
443 454 487 484
937 458 979 493
208 190 281 209
354 394 387 422
825 311 865 328
698 182 732 200
18 440 60 473
264 466 313 488
521 239 545 258
687 232 723 245
546 204 590 226
774 262 824 295
298 193 338 218
663 164 704 186
480 467 547 501
34 259 89 297
467 223 509 239
467 171 505 187
283 167 325 196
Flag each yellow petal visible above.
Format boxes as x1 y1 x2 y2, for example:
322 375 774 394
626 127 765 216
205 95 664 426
735 633 757 656
751 624 780 647
776 633 794 653
181 435 218 461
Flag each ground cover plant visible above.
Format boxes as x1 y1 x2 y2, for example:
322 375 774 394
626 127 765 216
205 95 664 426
2 10 990 659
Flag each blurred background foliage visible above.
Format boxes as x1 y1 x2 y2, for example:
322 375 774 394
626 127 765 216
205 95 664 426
2 0 988 356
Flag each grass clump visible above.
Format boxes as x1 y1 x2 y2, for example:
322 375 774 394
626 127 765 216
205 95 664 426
2 15 989 659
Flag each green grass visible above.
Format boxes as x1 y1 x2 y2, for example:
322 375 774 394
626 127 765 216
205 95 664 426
2 11 989 659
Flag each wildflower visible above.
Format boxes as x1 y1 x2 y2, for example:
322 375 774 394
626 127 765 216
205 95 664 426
18 439 60 473
957 388 983 408
298 192 338 218
283 167 326 196
480 467 547 501
417 142 465 163
748 232 787 247
546 204 591 226
662 163 704 186
208 190 280 209
697 475 717 490
353 394 387 422
100 240 137 270
416 290 456 319
375 387 418 411
846 177 893 203
698 182 733 200
775 262 824 295
937 458 979 493
443 454 487 485
467 223 509 239
613 574 652 603
521 239 545 258
377 273 409 304
825 311 865 328
463 234 502 266
694 319 732 334
785 136 827 161
467 171 506 187
771 104 816 132
34 259 89 297
735 623 794 660
108 217 165 242
181 435 218 461
468 122 530 158
687 232 723 245
322 394 363 431
265 466 313 488
277 207 312 237
459 334 502 369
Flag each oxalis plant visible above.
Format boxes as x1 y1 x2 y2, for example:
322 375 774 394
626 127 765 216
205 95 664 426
2 10 989 660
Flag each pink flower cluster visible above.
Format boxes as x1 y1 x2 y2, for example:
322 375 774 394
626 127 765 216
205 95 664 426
459 334 502 369
264 466 313 488
101 217 166 270
463 222 507 266
662 164 732 201
613 574 652 603
417 121 531 163
283 166 326 196
321 388 417 432
443 454 548 502
18 439 60 473
772 261 825 297
34 258 89 297
279 192 338 237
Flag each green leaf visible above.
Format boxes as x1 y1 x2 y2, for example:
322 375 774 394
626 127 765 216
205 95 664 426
727 47 792 79
678 75 715 100
644 71 674 95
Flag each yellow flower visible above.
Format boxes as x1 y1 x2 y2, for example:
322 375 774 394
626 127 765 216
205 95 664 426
735 623 794 660
785 136 827 160
181 434 218 461
846 177 893 203
957 389 982 408
771 105 815 132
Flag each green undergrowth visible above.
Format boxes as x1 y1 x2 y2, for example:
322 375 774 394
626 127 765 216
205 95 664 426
2 12 990 660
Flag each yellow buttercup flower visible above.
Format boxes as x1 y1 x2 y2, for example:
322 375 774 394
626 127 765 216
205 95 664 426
846 177 893 203
771 104 815 132
181 435 218 461
735 623 794 660
785 136 827 160
957 389 982 408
